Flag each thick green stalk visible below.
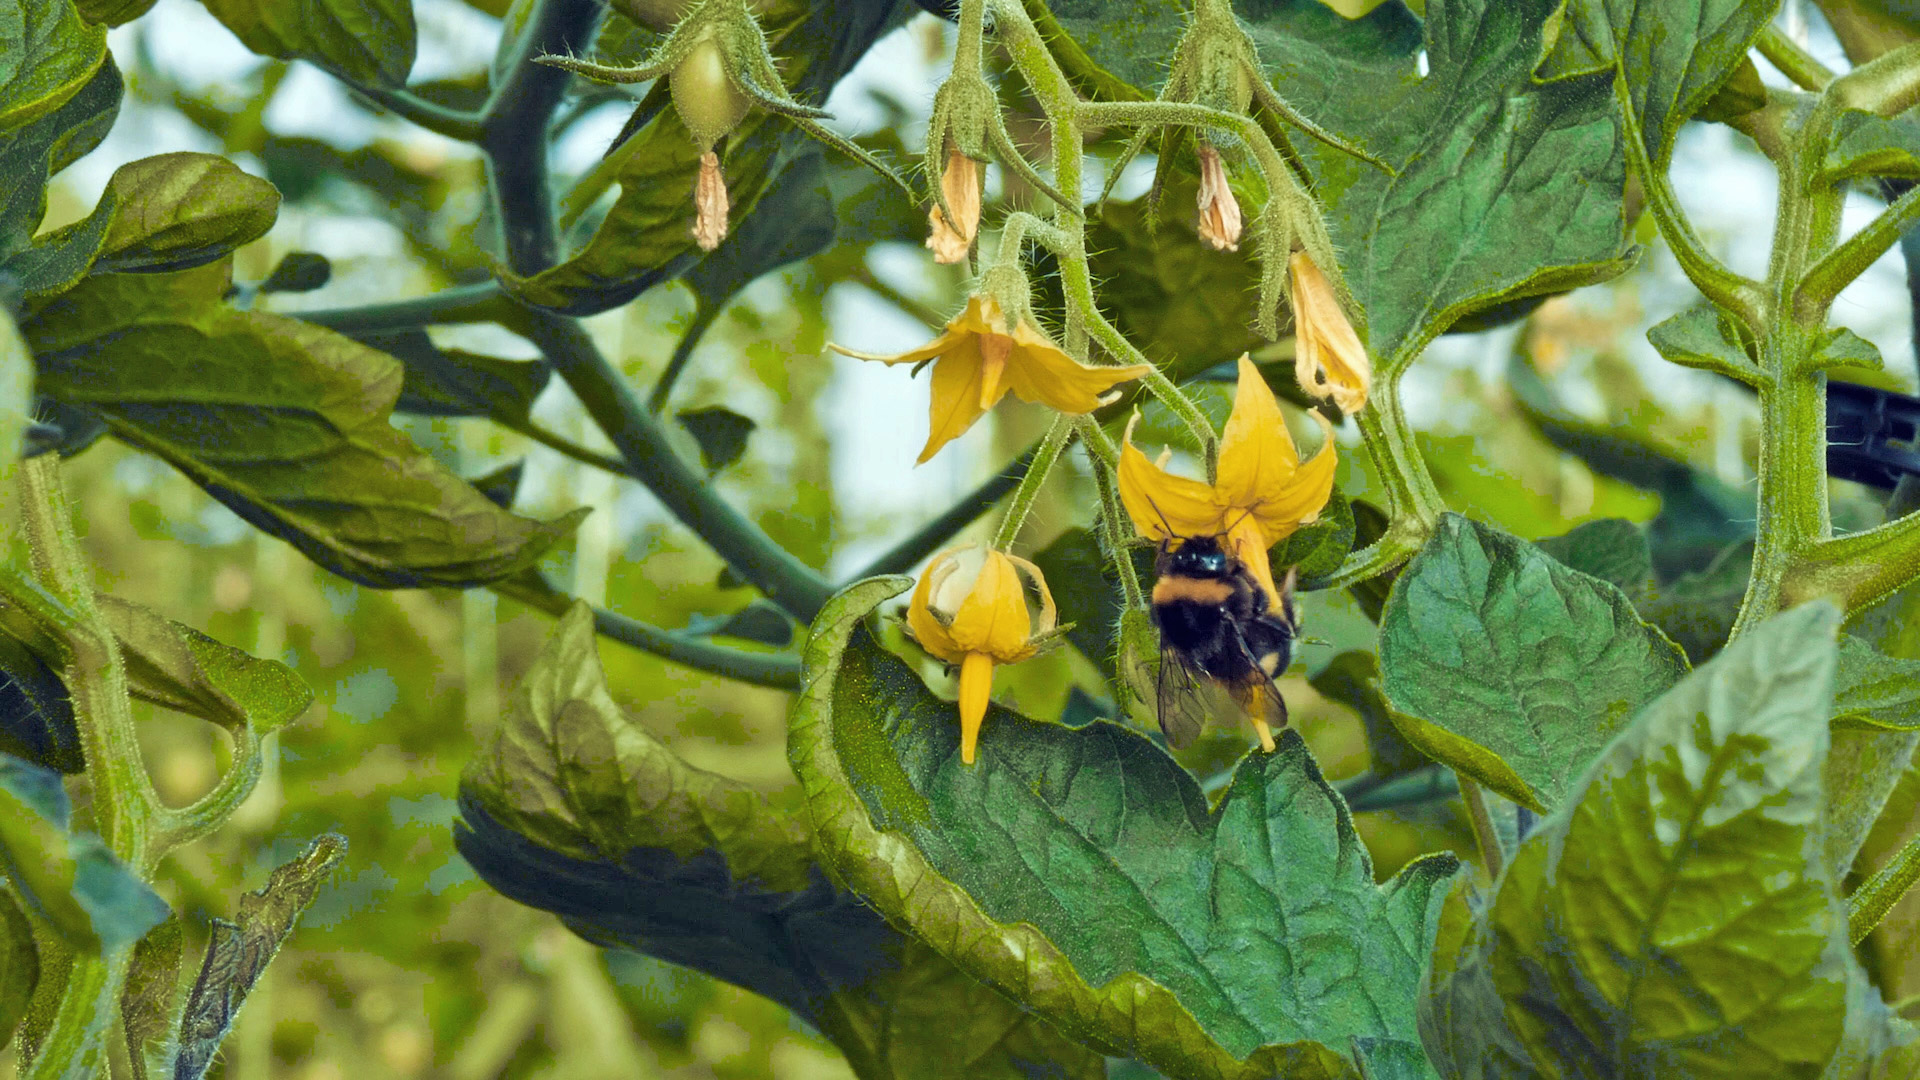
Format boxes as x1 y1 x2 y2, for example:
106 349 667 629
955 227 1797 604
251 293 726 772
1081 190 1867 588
1325 377 1440 587
1076 417 1145 611
1456 774 1505 882
1850 826 1920 945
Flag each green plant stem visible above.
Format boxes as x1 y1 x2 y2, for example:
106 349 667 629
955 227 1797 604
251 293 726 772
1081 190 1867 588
153 729 263 854
1797 182 1920 316
1076 417 1145 610
15 457 154 863
1756 25 1836 92
1831 40 1920 117
522 311 836 621
492 575 801 687
991 415 1074 550
1849 828 1920 945
22 949 129 1080
298 282 511 334
496 414 633 477
648 301 724 411
1782 506 1920 616
1325 378 1439 587
346 80 484 141
852 443 1042 578
480 0 602 275
1456 773 1505 881
1615 81 1768 332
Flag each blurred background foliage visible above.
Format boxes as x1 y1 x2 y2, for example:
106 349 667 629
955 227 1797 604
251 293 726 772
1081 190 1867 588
4 0 1919 1077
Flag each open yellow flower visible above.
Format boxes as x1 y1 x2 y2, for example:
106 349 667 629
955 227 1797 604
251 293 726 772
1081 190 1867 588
831 293 1153 463
1119 354 1336 608
1290 251 1370 415
906 547 1057 764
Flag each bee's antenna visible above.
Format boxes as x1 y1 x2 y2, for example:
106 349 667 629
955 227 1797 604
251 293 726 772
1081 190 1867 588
1141 492 1180 543
1222 502 1259 538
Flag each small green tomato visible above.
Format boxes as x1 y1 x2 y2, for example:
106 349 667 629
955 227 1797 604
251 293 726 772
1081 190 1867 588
671 37 751 150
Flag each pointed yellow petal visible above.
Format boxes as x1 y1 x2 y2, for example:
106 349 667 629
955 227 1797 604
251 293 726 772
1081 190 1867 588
918 345 992 464
946 550 1035 660
1217 355 1303 510
978 332 1012 410
1248 411 1338 544
907 550 966 663
1290 252 1371 414
1002 324 1153 413
955 293 1001 335
956 651 993 764
1226 515 1281 614
1118 414 1229 541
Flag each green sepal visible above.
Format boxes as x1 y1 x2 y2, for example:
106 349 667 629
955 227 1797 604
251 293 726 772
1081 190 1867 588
1379 514 1689 813
791 577 1462 1079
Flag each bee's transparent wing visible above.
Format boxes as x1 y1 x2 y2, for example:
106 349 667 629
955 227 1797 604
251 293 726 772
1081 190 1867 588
1155 649 1218 749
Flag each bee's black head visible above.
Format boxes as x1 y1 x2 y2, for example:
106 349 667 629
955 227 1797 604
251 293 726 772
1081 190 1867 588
1159 533 1232 578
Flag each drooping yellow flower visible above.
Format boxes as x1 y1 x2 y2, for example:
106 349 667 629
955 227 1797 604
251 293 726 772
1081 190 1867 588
906 547 1057 764
926 144 981 265
1289 251 1370 415
831 293 1154 463
1119 354 1336 609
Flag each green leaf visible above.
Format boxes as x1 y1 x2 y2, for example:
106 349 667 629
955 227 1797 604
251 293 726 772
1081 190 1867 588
257 250 330 294
1533 517 1654 599
790 577 1462 1079
1274 488 1356 588
505 5 895 314
1637 538 1752 664
1832 635 1920 732
1301 0 1632 369
1423 603 1855 1078
456 603 1102 1079
173 833 346 1080
1308 650 1428 781
99 595 311 735
92 152 281 274
24 262 584 589
1817 328 1887 374
0 53 119 258
0 0 106 132
74 0 158 26
0 629 81 773
1648 303 1756 377
1825 109 1920 182
2 185 119 306
1379 514 1689 812
0 884 35 1048
355 328 552 423
0 752 170 953
675 406 756 475
1538 0 1776 163
121 914 184 1080
198 0 416 86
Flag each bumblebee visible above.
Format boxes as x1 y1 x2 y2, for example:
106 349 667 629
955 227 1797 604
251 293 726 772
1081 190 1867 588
1148 533 1297 751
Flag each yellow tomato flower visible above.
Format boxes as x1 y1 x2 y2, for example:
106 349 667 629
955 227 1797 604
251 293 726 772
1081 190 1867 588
1119 354 1336 608
906 547 1058 764
831 294 1154 464
1289 251 1370 415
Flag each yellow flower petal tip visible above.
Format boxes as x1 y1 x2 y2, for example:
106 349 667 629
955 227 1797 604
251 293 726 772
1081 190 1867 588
905 547 1058 766
829 295 1154 464
1118 356 1336 570
1289 252 1370 415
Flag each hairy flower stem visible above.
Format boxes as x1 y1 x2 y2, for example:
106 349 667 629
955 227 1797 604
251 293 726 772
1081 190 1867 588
1076 417 1146 610
1324 377 1441 588
992 414 1075 550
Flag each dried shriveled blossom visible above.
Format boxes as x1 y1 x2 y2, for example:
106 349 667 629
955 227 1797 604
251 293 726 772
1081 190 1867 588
926 145 982 265
1289 252 1370 414
1119 354 1336 609
693 150 730 251
830 293 1153 463
1195 142 1242 252
907 547 1059 764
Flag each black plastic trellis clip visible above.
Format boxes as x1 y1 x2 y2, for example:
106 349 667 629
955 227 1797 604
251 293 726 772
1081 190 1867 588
1828 380 1920 490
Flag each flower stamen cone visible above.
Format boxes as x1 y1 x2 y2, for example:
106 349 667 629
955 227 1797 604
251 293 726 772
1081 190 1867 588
693 151 729 251
1289 251 1370 414
1118 354 1335 610
927 145 982 265
829 293 1153 463
906 547 1058 764
1196 142 1242 252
